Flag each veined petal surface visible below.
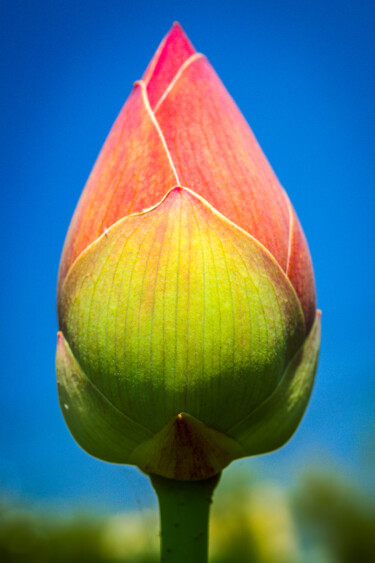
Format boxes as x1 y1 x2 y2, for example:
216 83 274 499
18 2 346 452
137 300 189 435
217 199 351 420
59 187 305 435
153 54 315 330
228 311 321 454
155 55 290 269
56 332 153 462
58 84 178 291
58 24 316 332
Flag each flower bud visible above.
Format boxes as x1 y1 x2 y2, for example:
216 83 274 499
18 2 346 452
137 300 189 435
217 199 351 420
56 24 320 480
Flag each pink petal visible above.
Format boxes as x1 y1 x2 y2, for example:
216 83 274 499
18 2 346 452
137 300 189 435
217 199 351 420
143 22 196 109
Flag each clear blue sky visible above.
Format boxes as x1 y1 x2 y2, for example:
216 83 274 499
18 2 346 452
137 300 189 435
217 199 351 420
1 0 374 511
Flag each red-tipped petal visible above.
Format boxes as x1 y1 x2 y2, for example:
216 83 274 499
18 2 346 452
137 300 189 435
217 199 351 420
59 25 316 329
154 55 315 324
154 56 290 269
143 23 196 109
58 83 178 291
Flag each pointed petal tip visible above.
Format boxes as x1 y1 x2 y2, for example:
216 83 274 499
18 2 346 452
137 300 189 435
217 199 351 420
159 185 190 205
168 185 184 196
129 412 245 480
308 309 321 334
143 22 196 108
167 21 194 48
161 185 206 211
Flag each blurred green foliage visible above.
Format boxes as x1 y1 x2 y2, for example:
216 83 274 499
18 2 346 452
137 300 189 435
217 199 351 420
0 468 374 563
294 471 375 563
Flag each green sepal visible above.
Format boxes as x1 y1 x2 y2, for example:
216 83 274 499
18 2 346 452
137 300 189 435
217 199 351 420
56 331 153 462
227 311 321 454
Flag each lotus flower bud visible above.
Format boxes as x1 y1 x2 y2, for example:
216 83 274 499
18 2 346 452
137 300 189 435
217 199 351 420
56 23 321 480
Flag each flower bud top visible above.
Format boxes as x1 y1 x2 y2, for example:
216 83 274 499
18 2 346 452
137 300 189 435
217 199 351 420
57 23 315 333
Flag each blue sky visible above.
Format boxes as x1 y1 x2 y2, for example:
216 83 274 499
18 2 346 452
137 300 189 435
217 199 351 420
1 0 374 511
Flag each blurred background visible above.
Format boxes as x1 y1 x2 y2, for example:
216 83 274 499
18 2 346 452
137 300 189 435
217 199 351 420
1 0 374 561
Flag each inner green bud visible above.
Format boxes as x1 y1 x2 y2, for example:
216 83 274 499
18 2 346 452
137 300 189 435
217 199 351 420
57 187 318 480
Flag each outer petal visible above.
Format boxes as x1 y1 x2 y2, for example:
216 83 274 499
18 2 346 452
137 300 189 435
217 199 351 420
153 53 316 326
286 204 316 333
154 55 291 271
57 83 178 293
58 24 196 291
227 311 321 454
56 331 153 462
59 187 305 436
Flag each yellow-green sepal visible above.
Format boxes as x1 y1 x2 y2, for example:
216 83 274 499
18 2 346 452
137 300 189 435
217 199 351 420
227 311 321 454
56 331 153 462
59 187 306 436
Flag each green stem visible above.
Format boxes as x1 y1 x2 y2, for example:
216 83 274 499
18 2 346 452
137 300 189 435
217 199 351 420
150 473 221 563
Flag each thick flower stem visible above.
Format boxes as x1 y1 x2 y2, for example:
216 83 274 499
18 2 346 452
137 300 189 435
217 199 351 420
150 473 221 563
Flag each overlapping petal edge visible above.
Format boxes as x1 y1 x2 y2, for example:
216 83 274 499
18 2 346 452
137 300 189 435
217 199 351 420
57 186 320 480
57 23 316 334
